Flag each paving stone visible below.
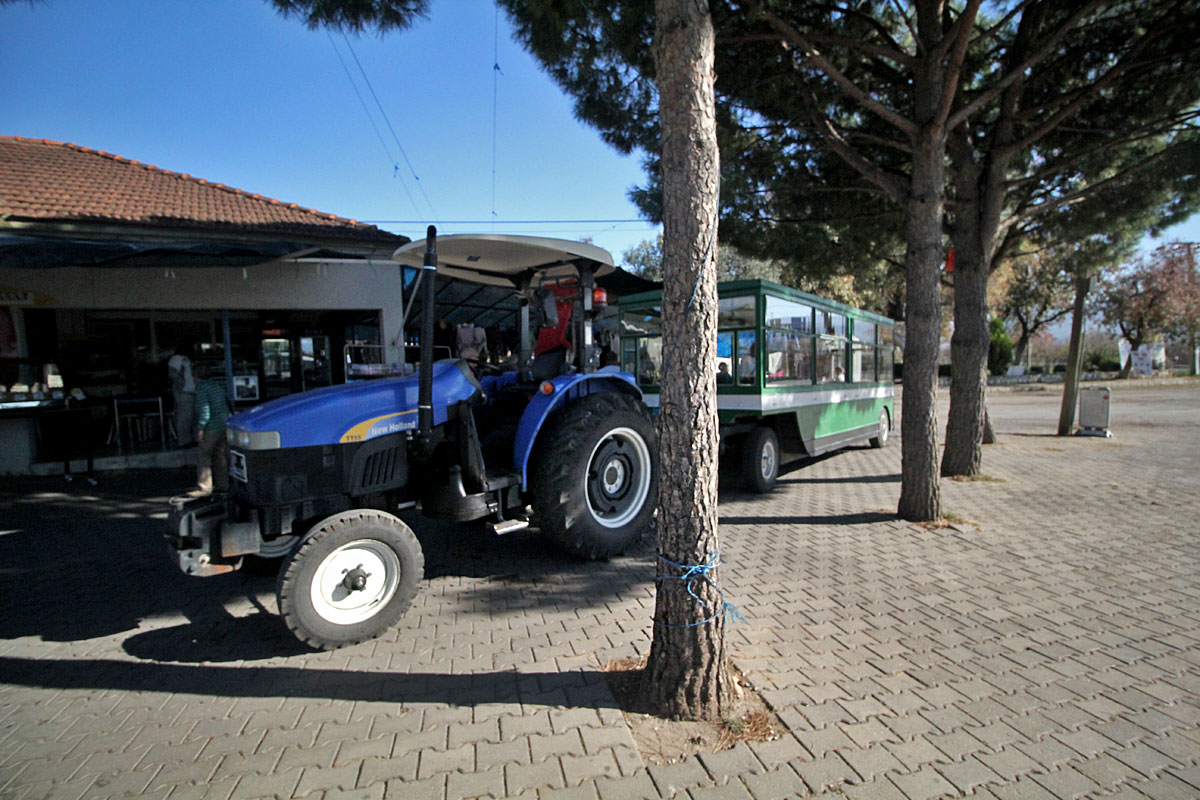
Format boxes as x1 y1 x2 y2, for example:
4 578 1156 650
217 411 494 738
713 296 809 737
746 735 807 770
684 780 754 799
580 726 634 756
1133 772 1200 800
792 751 855 794
594 773 660 800
793 725 856 758
886 766 958 800
1029 765 1103 799
934 756 1003 795
1074 751 1146 790
530 731 586 763
507 758 567 795
840 743 902 786
359 751 420 786
539 783 602 800
737 767 808 800
384 774 446 800
417 744 475 780
322 784 387 800
647 759 712 797
1114 741 1176 779
444 765 506 799
294 763 362 798
561 751 622 786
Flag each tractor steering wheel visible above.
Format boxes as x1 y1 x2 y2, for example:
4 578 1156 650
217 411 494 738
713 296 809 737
466 358 505 377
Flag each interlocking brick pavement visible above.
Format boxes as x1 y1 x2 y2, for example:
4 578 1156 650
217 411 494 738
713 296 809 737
1 382 1198 799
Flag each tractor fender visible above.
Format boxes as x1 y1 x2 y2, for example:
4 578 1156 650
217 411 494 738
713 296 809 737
514 371 642 489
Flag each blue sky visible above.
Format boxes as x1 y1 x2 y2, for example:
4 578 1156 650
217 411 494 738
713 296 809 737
2 0 1195 266
0 0 661 261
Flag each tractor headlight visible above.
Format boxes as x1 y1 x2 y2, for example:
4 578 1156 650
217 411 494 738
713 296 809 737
226 428 281 450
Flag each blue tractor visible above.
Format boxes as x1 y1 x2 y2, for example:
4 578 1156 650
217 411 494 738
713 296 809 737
167 230 659 649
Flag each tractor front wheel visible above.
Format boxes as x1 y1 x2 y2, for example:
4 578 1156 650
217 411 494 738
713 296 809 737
533 393 658 559
277 509 423 650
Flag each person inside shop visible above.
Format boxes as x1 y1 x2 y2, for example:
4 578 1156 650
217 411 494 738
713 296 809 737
434 318 456 357
167 342 196 447
190 366 232 497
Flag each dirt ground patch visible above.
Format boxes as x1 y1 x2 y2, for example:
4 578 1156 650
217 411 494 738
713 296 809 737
603 656 782 765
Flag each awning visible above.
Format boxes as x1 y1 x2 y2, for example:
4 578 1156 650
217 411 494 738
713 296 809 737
0 233 311 270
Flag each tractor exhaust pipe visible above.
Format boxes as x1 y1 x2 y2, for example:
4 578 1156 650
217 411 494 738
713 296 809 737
418 225 437 439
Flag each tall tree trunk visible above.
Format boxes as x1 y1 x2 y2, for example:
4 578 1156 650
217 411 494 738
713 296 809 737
641 0 733 720
897 130 944 522
896 0 950 522
942 242 989 476
1057 271 1091 435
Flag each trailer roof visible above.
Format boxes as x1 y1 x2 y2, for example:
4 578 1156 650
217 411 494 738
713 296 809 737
393 234 614 288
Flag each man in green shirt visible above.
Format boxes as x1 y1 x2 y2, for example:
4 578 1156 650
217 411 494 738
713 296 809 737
192 373 232 495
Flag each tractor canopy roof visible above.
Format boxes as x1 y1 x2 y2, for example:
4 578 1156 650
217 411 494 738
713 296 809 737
393 234 614 288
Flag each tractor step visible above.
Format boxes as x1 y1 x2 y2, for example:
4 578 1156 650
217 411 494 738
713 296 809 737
490 518 530 536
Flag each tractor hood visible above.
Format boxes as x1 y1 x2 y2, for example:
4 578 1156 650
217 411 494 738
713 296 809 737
228 360 481 450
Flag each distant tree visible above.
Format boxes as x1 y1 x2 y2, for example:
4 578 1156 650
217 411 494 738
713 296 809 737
995 245 1074 368
1096 243 1200 378
939 0 1200 475
623 235 782 282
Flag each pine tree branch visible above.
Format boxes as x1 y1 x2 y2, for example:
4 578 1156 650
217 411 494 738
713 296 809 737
804 32 915 68
888 0 921 51
1001 9 1178 157
1004 117 1199 191
947 0 1105 132
760 11 918 138
934 0 983 127
1017 147 1177 221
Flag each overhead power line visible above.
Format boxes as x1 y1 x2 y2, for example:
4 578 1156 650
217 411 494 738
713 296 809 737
327 31 421 218
362 219 652 225
329 30 439 221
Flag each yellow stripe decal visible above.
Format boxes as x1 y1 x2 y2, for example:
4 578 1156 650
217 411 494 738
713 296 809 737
339 410 418 443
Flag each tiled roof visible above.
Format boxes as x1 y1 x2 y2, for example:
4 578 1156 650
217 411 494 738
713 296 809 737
0 137 400 244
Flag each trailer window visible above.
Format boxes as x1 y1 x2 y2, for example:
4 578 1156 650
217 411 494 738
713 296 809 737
636 337 662 386
737 331 757 385
767 330 813 385
852 340 876 382
765 297 813 333
817 336 846 383
719 297 756 329
817 310 846 338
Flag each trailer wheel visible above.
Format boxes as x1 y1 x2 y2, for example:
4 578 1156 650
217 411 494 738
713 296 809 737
276 509 423 650
742 426 779 494
869 408 890 448
533 393 658 559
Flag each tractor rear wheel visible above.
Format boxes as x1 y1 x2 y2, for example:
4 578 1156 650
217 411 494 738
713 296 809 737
277 509 423 650
533 393 658 559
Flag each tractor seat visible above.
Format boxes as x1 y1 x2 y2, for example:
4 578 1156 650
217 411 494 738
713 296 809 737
532 347 568 382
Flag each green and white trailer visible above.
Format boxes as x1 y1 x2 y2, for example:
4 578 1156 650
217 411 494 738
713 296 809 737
618 279 895 492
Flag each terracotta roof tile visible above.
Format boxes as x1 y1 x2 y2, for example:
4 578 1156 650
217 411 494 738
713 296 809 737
0 136 400 244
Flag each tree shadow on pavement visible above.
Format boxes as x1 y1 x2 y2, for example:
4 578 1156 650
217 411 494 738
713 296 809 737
0 654 620 709
719 512 898 526
0 470 654 659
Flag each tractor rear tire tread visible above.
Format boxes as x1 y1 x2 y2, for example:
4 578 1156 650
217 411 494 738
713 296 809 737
532 393 658 560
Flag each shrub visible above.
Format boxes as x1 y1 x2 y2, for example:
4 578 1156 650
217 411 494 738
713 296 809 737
988 318 1015 376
